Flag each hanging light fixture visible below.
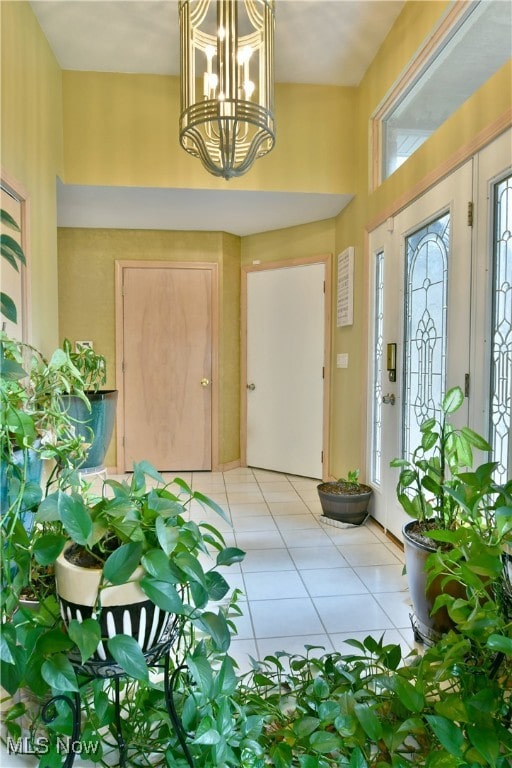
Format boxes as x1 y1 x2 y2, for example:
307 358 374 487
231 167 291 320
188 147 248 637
179 0 275 180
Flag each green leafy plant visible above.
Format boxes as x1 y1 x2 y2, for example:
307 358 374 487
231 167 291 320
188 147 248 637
333 468 372 494
0 208 26 323
32 462 244 677
62 338 107 393
391 386 491 531
1 463 245 761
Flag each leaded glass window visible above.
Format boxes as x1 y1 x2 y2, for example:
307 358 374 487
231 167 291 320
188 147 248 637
372 250 384 484
403 213 450 458
490 174 512 482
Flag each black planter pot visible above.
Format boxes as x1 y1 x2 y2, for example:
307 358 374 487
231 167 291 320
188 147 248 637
317 482 372 526
62 390 118 470
403 520 465 645
55 546 173 667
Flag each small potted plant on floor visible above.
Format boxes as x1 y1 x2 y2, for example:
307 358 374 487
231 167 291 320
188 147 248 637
317 469 373 526
391 385 493 644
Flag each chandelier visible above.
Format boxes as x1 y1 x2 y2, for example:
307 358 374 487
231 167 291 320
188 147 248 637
179 0 275 180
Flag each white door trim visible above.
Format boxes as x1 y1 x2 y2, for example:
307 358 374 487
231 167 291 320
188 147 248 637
241 254 332 479
114 260 219 473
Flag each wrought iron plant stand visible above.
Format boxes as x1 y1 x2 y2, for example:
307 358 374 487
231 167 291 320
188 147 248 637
41 619 194 768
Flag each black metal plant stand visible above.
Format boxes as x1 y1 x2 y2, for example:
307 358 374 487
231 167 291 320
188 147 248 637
41 623 194 768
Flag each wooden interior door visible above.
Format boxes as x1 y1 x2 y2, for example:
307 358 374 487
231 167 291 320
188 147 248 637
119 264 214 472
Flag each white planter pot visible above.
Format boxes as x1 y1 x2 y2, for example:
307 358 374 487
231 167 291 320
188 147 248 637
55 545 172 662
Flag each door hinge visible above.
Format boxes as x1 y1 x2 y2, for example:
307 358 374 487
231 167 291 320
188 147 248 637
467 201 474 227
464 373 470 398
322 366 325 379
323 281 326 293
321 451 324 463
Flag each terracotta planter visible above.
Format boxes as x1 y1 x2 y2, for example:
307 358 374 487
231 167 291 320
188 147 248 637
317 482 372 526
403 521 465 645
55 546 172 662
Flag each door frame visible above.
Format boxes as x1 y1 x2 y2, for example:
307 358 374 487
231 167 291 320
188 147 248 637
241 254 332 479
364 119 512 534
115 260 219 473
1 167 31 343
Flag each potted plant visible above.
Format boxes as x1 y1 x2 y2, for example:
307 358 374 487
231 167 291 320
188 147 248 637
391 385 493 644
317 469 373 526
0 333 89 538
1 461 244 762
59 338 118 472
34 461 244 671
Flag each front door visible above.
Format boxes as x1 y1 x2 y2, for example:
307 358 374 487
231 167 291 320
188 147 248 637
368 161 473 538
118 263 215 472
244 259 330 479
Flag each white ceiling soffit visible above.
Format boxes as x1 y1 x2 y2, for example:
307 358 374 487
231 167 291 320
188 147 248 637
56 183 353 237
29 0 406 86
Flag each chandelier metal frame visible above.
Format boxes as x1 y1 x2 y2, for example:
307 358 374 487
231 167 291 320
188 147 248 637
179 0 275 180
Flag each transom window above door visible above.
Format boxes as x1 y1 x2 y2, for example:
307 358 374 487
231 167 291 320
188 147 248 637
372 0 512 185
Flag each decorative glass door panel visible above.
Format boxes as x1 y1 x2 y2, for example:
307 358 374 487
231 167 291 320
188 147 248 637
490 173 511 482
403 213 449 459
368 162 472 539
371 249 384 486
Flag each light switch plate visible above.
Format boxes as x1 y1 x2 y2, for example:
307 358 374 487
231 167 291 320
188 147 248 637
337 353 348 368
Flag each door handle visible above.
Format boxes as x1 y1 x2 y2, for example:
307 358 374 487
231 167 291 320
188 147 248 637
200 378 210 387
382 393 395 405
247 383 256 391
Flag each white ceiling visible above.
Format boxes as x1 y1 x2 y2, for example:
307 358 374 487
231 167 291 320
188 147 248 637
30 0 406 235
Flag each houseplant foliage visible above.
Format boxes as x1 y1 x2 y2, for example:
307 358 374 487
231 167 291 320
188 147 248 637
317 469 373 526
0 331 90 621
2 462 511 765
59 338 117 470
391 385 506 644
1 461 245 763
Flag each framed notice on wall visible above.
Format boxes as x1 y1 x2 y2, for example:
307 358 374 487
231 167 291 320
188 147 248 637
337 247 354 327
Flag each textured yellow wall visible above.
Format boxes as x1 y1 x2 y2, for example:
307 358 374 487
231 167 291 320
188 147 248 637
0 1 63 353
62 72 355 194
241 219 336 266
57 228 240 467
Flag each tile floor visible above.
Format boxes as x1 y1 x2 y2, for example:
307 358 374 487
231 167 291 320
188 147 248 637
181 466 417 669
1 466 418 767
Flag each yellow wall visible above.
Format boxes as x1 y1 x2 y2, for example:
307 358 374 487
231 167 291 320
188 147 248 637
62 72 355 194
0 1 63 353
57 228 241 468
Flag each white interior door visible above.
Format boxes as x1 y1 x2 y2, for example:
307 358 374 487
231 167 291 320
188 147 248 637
368 161 473 539
246 262 326 478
